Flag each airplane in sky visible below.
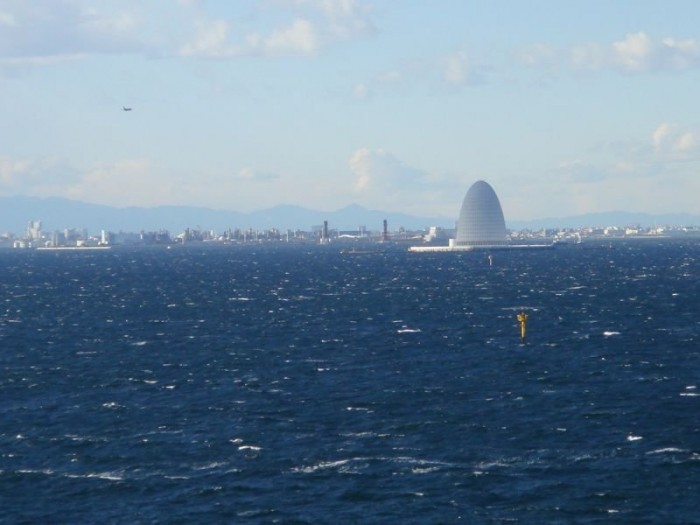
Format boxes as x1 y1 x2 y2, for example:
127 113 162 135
122 106 132 111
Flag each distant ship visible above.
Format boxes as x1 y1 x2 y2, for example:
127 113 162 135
340 248 381 255
36 246 111 251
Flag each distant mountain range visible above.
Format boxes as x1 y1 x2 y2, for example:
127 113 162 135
0 196 698 236
507 211 700 230
0 196 451 234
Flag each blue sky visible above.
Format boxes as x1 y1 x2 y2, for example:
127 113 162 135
1 0 699 221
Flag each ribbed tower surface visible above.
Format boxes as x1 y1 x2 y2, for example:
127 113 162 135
455 180 508 246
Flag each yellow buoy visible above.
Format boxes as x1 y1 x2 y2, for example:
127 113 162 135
517 311 528 342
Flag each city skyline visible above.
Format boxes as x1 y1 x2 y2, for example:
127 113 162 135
1 1 700 221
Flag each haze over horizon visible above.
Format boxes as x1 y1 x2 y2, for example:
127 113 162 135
1 1 699 221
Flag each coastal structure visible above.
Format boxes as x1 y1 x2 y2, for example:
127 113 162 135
409 180 551 252
455 180 508 247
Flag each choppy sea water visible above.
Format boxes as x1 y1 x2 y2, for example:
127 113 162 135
1 240 699 524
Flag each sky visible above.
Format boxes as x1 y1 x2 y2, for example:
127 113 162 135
1 0 700 221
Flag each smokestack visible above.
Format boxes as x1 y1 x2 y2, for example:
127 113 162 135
320 220 329 244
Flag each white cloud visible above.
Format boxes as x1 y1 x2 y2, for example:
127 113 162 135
80 9 140 36
180 0 373 59
0 11 17 27
274 0 375 39
360 46 486 96
180 18 231 57
673 132 697 154
181 16 319 58
661 37 700 69
0 0 368 66
75 160 157 204
652 123 672 150
261 18 318 56
557 160 607 183
443 51 470 85
0 156 168 206
611 161 638 175
0 1 149 70
515 42 559 68
570 43 607 71
236 168 280 181
0 155 294 209
0 0 373 70
350 148 374 191
612 32 655 72
570 32 700 73
75 161 277 208
353 82 368 99
651 123 700 159
378 69 402 84
350 148 427 193
0 54 85 69
0 156 85 196
354 67 408 99
552 122 700 204
0 156 32 187
515 32 700 75
347 147 460 216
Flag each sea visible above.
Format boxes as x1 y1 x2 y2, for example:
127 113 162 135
1 239 699 524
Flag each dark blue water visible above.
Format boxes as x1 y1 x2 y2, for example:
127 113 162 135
1 241 699 523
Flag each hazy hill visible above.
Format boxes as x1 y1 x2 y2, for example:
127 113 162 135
507 211 700 230
0 196 452 235
1 196 698 236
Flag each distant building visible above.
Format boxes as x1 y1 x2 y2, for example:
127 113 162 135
410 180 551 252
26 220 42 241
455 180 508 247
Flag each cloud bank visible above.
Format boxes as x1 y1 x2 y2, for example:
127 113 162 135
518 32 700 74
0 0 376 69
179 0 374 58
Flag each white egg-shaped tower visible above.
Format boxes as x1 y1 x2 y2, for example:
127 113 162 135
455 180 508 246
